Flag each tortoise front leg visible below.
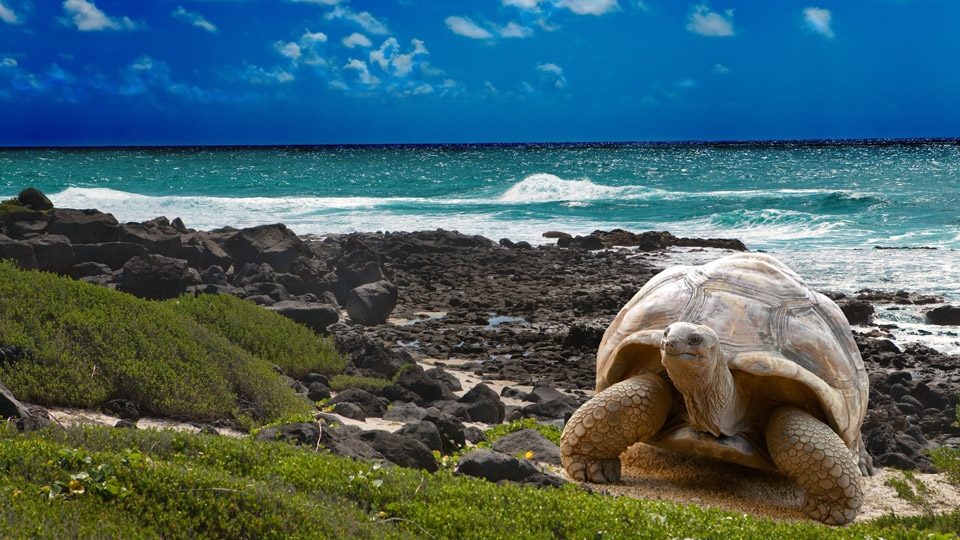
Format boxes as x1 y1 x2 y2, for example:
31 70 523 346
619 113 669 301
765 407 863 525
560 373 672 483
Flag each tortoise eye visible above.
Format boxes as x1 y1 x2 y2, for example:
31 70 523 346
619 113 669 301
687 333 703 346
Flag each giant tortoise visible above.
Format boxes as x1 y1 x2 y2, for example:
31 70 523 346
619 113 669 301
560 252 873 525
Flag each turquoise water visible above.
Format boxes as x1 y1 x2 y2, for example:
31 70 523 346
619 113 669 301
3 141 960 350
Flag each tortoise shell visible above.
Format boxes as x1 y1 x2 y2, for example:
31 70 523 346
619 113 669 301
596 253 868 456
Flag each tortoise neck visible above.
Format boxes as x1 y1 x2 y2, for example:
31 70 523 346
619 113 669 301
668 350 747 437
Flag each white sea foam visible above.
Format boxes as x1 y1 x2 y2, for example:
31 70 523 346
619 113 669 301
497 173 663 203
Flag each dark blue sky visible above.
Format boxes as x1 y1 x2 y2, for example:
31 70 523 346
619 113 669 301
1 0 958 145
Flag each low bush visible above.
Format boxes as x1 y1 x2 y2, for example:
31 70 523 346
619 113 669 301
169 294 345 378
329 375 391 392
0 262 314 428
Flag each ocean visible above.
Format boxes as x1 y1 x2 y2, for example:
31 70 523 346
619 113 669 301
3 140 960 352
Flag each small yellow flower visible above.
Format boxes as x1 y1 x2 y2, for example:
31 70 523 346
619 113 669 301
12 489 22 498
68 480 85 495
524 451 534 459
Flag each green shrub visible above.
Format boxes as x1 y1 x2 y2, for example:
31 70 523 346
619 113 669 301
484 418 563 446
0 261 312 428
329 375 391 392
0 198 39 220
169 294 346 378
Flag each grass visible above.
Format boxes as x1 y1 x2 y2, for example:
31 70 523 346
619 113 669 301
0 197 41 220
1 423 957 540
169 294 345 378
0 261 336 428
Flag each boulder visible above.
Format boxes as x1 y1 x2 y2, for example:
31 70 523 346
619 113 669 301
354 430 439 472
266 301 339 333
0 381 32 420
117 254 198 300
244 282 293 302
48 208 120 244
456 449 538 483
458 383 505 424
17 188 53 211
104 399 140 421
334 237 386 289
345 280 398 326
25 234 74 274
396 421 443 452
0 241 37 269
119 222 182 254
523 399 577 420
382 402 429 423
306 382 332 402
254 422 322 447
333 402 366 421
838 299 875 326
394 364 448 403
426 367 462 392
335 333 412 379
423 411 467 455
491 429 562 466
221 224 305 274
100 242 149 270
926 305 960 326
233 262 277 287
328 387 386 418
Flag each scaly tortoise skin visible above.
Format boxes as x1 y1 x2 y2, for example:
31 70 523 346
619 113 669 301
560 253 873 525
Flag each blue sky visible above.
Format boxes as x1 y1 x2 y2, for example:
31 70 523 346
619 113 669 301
1 0 958 145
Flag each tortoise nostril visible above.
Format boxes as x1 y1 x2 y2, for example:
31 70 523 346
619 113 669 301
687 333 703 346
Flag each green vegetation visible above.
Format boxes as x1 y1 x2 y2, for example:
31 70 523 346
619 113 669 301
0 261 332 428
169 294 345 378
329 375 392 392
0 424 956 540
484 418 562 446
0 198 39 220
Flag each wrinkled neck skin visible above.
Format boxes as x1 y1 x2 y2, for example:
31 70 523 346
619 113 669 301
662 348 747 438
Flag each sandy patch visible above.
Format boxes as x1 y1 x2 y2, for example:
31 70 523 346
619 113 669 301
559 443 960 524
47 407 247 438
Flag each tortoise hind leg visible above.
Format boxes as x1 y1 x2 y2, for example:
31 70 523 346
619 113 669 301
560 373 672 483
765 407 863 525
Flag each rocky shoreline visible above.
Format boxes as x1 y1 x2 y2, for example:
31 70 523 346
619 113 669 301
2 189 959 480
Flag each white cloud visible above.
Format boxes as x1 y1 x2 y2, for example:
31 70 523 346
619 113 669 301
445 16 493 39
536 62 566 89
0 1 19 24
503 0 619 16
369 37 428 77
677 78 697 88
290 0 341 4
242 64 295 84
803 7 834 39
302 31 328 45
686 4 734 37
62 0 137 31
277 30 328 67
484 80 499 95
1 57 16 68
172 6 217 33
713 63 730 74
342 32 372 48
276 41 302 61
325 6 388 35
554 0 620 16
496 21 533 38
344 58 379 86
503 0 541 9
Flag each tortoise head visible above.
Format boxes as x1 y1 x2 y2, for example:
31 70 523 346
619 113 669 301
660 322 724 393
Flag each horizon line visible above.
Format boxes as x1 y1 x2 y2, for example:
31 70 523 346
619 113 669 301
3 136 960 150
